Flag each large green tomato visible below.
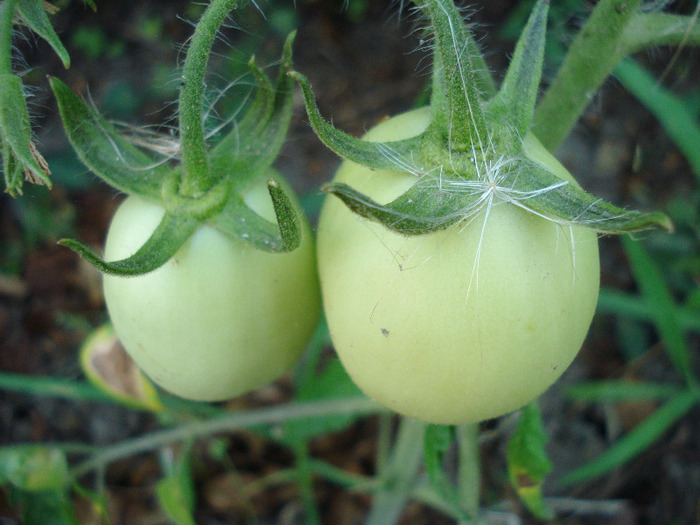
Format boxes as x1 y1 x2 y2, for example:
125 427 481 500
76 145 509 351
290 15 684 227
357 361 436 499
103 173 320 401
317 108 600 424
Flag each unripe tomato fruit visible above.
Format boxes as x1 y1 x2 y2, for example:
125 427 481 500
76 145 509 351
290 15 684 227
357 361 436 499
103 173 320 401
317 108 600 424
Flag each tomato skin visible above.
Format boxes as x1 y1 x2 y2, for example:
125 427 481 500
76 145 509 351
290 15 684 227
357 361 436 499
317 108 600 424
103 173 320 401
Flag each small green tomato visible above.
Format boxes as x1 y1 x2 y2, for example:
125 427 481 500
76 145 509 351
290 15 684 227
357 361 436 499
103 173 320 401
317 107 600 424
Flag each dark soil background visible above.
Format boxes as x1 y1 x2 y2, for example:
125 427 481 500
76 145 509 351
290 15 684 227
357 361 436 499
0 0 699 523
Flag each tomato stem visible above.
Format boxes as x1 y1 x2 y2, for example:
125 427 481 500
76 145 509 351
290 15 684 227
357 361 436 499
456 423 481 524
420 0 488 153
178 0 239 198
533 0 644 152
0 0 17 75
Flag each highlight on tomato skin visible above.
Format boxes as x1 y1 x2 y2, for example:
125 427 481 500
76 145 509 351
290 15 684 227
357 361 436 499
102 175 321 402
316 108 600 425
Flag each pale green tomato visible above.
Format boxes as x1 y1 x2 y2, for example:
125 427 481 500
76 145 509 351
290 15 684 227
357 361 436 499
317 107 600 424
103 173 320 401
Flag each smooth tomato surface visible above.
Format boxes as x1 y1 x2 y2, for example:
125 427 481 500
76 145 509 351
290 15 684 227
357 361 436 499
103 173 320 401
317 108 600 424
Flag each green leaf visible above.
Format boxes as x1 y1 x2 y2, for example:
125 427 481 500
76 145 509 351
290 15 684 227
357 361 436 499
9 487 79 525
80 323 163 411
0 446 69 491
507 403 554 520
423 425 462 514
59 211 199 276
17 0 70 68
561 390 698 486
49 76 166 199
0 73 51 193
156 448 196 525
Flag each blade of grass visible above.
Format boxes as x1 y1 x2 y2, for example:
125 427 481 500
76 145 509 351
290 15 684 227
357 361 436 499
597 288 700 334
614 58 700 180
560 389 698 486
566 380 682 403
622 237 698 389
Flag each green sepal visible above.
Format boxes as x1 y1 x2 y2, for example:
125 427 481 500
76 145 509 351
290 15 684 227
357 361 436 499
210 31 296 176
324 179 464 236
325 156 673 236
512 159 674 233
267 177 301 251
206 178 301 253
487 0 548 137
0 73 51 194
17 0 70 68
49 76 166 199
59 211 199 276
289 70 425 171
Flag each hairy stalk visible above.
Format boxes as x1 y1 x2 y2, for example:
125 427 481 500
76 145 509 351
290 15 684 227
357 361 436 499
178 0 239 197
0 0 17 74
533 0 645 152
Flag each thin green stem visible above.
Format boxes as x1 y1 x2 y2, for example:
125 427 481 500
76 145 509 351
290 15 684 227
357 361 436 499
293 441 322 525
456 423 481 524
533 0 644 152
69 397 383 480
178 0 239 197
0 0 17 74
365 417 425 525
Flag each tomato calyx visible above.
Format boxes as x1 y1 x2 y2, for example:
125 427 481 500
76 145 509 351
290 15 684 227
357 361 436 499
292 0 673 236
51 20 303 277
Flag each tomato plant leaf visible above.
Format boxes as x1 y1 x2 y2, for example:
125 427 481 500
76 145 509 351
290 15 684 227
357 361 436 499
507 403 554 520
80 323 163 412
16 0 70 68
0 73 52 194
423 425 462 514
59 211 199 276
0 446 69 492
49 76 166 199
156 447 196 525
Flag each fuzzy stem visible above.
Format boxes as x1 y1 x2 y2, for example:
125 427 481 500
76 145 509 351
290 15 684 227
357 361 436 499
0 0 17 74
533 0 644 152
178 0 239 197
420 0 488 153
69 397 383 480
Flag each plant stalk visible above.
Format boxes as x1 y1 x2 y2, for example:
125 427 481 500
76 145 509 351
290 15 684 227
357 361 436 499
0 0 17 74
178 0 239 197
533 0 644 152
456 423 481 524
69 397 383 479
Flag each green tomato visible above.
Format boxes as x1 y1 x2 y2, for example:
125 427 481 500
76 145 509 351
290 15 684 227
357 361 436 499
317 107 600 424
103 173 320 401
